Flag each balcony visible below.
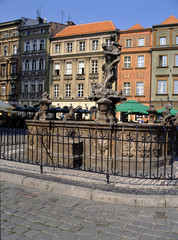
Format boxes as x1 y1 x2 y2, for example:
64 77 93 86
89 73 99 79
52 75 60 81
64 75 72 81
76 74 85 80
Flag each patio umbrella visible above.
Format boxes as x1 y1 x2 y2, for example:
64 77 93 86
115 100 149 115
0 100 14 111
157 107 178 116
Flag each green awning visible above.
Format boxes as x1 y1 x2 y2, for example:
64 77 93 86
116 100 149 115
157 107 178 116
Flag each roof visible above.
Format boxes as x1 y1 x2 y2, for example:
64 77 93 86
161 15 178 25
127 23 144 31
53 21 116 38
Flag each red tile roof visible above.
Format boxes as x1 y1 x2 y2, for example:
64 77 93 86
127 24 144 31
161 15 178 24
53 21 116 38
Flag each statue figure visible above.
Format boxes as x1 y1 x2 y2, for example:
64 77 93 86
35 92 52 121
64 106 75 121
162 103 172 125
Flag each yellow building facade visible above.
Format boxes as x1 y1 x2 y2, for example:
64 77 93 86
49 21 117 111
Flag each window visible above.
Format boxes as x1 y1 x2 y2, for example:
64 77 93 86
33 40 37 51
13 45 17 55
31 83 36 92
65 84 71 97
1 84 6 95
160 37 166 45
159 55 167 67
79 41 85 51
158 80 167 94
124 56 131 68
78 61 84 74
105 39 111 47
91 83 97 96
25 60 29 71
32 59 37 71
174 80 178 94
38 83 43 93
92 40 98 50
53 85 59 98
39 58 44 70
26 30 30 36
12 63 17 74
138 38 144 46
78 84 83 97
67 43 72 52
10 83 15 94
3 32 7 38
176 36 178 44
25 41 30 52
91 60 98 74
66 62 72 75
24 83 28 93
136 82 144 96
2 65 7 75
54 63 60 75
4 46 8 56
175 55 178 66
126 39 132 47
123 82 130 96
55 44 60 53
40 39 45 50
137 55 144 68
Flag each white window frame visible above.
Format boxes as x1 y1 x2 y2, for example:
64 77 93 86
92 40 98 50
1 84 6 95
175 55 178 66
158 80 167 94
136 82 144 96
65 84 71 98
53 85 59 98
78 61 85 74
79 41 85 51
176 36 178 44
123 82 130 96
55 44 60 53
105 39 111 47
91 60 98 74
160 37 166 45
78 84 84 97
13 45 17 55
138 38 144 46
54 63 60 75
137 55 144 68
66 62 72 75
124 56 131 68
126 39 132 47
159 55 167 67
32 59 37 71
4 46 8 56
174 80 178 94
67 42 73 53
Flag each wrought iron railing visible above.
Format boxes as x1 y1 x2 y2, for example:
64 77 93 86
0 120 177 182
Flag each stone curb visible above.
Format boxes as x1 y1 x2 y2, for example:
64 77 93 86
1 172 178 208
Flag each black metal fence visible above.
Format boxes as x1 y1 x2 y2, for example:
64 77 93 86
0 120 178 182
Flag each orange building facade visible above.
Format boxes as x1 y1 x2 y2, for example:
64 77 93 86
117 24 152 120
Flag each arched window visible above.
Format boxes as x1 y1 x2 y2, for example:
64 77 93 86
32 59 36 71
25 60 29 71
26 41 30 51
33 40 37 51
40 39 45 50
39 58 44 70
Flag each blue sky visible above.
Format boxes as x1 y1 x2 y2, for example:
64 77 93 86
0 0 177 30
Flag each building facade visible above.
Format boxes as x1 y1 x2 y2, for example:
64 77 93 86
151 15 178 109
0 19 22 106
19 17 66 108
117 24 152 104
49 21 117 111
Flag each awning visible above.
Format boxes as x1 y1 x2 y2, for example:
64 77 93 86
0 100 14 111
116 100 149 115
157 107 178 116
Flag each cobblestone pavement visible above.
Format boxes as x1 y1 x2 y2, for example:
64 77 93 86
1 181 178 240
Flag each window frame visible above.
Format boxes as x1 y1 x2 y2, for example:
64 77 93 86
66 42 73 53
55 44 60 54
175 54 178 66
66 62 72 75
176 35 178 44
33 40 37 51
158 55 168 67
13 45 17 55
136 82 144 96
40 39 45 51
65 84 71 98
137 55 145 68
79 41 85 51
157 80 167 94
123 82 131 96
25 60 29 71
159 36 167 46
77 84 84 97
39 58 44 70
138 38 145 47
25 41 30 52
91 60 98 74
54 63 60 75
92 39 99 50
174 80 178 94
124 56 131 68
4 46 8 56
125 38 132 48
1 84 6 96
78 61 85 74
53 84 59 98
32 59 37 71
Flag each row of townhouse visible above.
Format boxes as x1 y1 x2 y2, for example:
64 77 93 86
0 15 178 113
